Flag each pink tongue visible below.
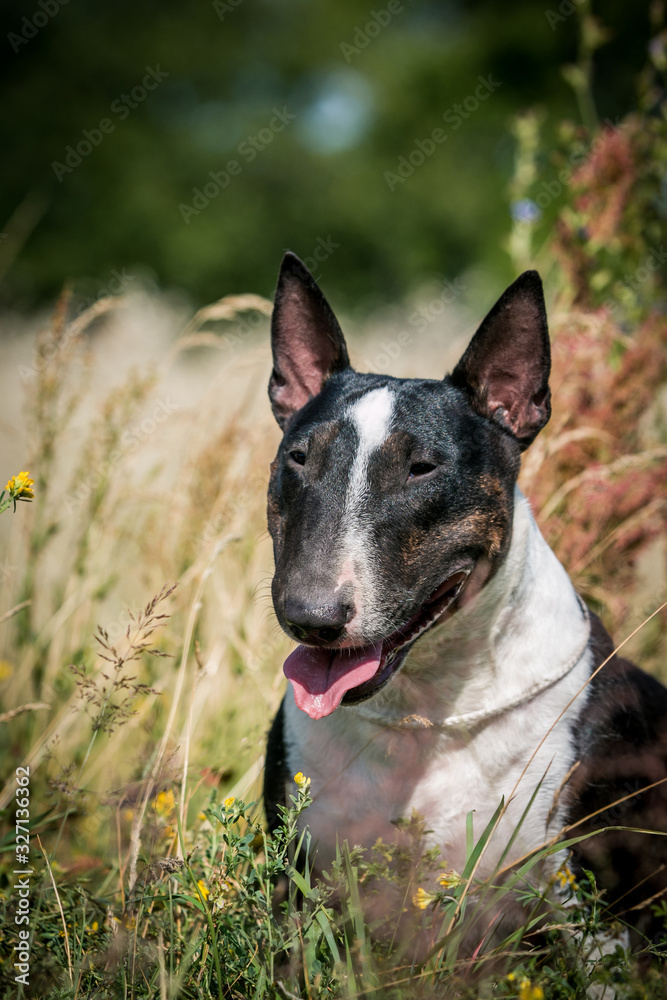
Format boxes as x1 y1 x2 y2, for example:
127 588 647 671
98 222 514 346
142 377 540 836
284 642 383 720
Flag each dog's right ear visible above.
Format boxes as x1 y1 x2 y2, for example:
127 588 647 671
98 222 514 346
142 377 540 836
450 271 551 451
269 252 350 429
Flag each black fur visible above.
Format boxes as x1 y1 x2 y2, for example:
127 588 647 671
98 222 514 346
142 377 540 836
567 613 667 944
264 696 288 834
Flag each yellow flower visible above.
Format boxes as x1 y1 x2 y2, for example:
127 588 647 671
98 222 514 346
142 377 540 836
437 868 462 889
5 471 34 500
197 879 209 900
555 864 578 892
155 789 176 817
223 795 236 809
294 772 310 789
517 978 544 1000
412 887 431 910
88 921 99 933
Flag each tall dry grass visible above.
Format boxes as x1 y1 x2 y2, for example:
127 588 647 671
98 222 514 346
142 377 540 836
0 266 663 993
0 290 282 847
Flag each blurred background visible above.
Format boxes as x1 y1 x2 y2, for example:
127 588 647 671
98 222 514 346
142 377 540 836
0 0 660 311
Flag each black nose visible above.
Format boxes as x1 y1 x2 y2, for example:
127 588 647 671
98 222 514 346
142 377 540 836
284 597 353 644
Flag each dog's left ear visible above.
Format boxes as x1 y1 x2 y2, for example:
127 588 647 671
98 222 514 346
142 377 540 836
269 252 350 428
451 270 551 450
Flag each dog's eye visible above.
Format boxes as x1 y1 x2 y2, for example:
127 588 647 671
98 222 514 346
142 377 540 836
289 450 307 466
408 462 437 479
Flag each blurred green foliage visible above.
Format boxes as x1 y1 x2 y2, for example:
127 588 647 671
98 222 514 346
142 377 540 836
0 0 657 310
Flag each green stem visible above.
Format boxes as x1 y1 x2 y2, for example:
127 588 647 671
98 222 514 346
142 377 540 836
178 812 224 1000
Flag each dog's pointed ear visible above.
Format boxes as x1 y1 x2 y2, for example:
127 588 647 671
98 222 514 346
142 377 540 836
269 252 350 428
450 271 551 450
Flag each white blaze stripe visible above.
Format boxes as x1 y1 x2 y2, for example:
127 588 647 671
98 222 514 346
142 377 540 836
346 387 394 509
338 387 395 632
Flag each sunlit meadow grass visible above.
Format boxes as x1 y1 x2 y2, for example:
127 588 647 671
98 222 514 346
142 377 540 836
0 268 663 997
1 89 666 996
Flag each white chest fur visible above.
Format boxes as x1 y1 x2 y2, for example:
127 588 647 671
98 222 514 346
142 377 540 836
282 491 592 880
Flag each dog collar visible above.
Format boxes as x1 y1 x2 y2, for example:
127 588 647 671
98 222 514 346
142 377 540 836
354 598 591 733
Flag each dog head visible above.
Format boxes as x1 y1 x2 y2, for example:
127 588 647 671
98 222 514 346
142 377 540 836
267 252 550 719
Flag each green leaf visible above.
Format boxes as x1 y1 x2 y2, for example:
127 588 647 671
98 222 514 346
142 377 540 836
462 797 505 879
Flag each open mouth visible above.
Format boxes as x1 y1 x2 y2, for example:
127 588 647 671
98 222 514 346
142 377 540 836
283 569 471 720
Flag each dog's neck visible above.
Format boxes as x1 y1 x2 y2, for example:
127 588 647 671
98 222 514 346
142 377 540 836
352 487 591 729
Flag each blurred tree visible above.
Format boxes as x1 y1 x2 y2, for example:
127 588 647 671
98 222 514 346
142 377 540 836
0 0 656 311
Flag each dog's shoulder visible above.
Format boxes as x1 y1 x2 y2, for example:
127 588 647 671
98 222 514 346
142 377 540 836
576 611 667 755
567 611 667 937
